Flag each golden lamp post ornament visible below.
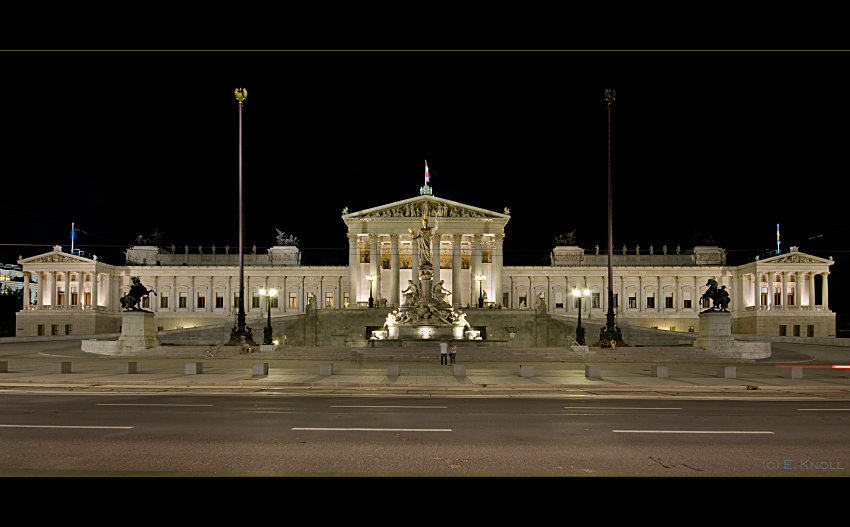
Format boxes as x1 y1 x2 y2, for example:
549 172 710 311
235 88 247 103
605 88 615 105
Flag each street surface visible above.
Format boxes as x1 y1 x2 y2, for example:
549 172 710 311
0 392 847 476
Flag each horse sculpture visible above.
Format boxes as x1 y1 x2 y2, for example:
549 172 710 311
120 277 156 311
700 278 730 312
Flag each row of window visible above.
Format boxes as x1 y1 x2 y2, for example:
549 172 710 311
146 292 350 309
779 325 815 337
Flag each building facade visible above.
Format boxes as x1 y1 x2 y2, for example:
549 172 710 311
15 195 836 339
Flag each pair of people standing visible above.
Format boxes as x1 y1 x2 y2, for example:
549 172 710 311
439 339 457 365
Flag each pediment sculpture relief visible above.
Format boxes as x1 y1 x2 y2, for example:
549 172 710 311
771 255 821 264
28 254 89 263
363 201 489 219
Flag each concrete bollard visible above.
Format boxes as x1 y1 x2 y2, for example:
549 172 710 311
253 363 269 376
185 363 203 375
454 364 466 377
782 367 803 379
117 362 137 374
387 364 399 376
320 363 333 376
51 362 71 374
520 365 534 378
0 361 7 373
651 366 668 378
585 365 601 378
716 366 737 378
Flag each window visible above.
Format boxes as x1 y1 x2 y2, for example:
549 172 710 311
344 292 349 307
361 249 370 263
520 295 527 308
688 326 695 332
670 326 677 332
612 293 618 308
65 324 71 335
761 287 768 306
216 294 224 308
233 294 240 309
289 293 297 308
779 325 787 336
646 295 655 309
161 296 168 309
37 324 44 336
325 294 333 308
252 294 260 308
684 292 692 309
57 289 64 305
591 292 600 308
179 293 187 308
71 290 78 306
555 291 563 309
788 292 795 306
628 294 636 308
51 325 59 336
196 295 204 309
85 291 91 306
774 288 781 306
141 296 150 308
665 294 674 309
793 325 800 337
157 326 164 332
270 296 279 308
807 325 814 337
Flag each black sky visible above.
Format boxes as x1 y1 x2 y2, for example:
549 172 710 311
2 51 847 315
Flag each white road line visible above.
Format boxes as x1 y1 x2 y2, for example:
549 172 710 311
292 427 451 432
797 408 850 411
330 405 447 409
565 407 681 410
0 424 133 429
612 430 773 434
95 404 213 407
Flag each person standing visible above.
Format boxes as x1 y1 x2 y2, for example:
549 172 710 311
440 339 448 365
450 342 457 364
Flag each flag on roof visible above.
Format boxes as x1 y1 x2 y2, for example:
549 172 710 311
425 160 430 184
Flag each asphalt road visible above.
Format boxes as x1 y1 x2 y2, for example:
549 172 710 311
0 393 847 476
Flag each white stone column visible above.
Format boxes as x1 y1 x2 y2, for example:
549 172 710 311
753 273 760 308
279 276 286 312
77 272 85 309
318 276 323 309
583 277 588 312
471 234 482 304
336 276 342 308
207 277 213 313
300 276 305 311
809 271 816 309
347 234 357 308
38 271 46 309
675 276 681 312
601 276 606 312
189 276 195 312
65 271 72 309
548 276 553 312
511 276 516 309
410 236 419 292
226 276 232 314
565 276 571 313
693 276 699 312
657 276 662 312
493 234 504 308
638 276 644 312
170 276 177 312
369 234 379 303
529 276 535 308
822 271 829 309
92 272 99 309
22 271 30 309
452 233 463 309
152 276 158 312
620 276 625 313
390 233 399 307
767 272 773 310
781 271 787 309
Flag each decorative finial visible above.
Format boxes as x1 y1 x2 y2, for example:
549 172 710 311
235 88 247 103
605 89 616 105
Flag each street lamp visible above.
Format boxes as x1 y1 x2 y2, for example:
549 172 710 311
475 274 486 308
572 287 591 346
258 287 277 345
366 274 377 308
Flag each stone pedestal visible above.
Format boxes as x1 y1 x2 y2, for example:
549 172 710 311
693 311 734 348
117 311 159 352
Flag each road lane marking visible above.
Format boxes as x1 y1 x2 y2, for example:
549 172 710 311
330 405 447 409
565 407 681 410
292 427 451 432
0 424 133 429
96 404 214 407
612 430 773 434
797 408 850 411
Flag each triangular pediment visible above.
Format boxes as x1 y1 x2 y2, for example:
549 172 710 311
759 251 832 265
343 195 509 220
19 251 93 265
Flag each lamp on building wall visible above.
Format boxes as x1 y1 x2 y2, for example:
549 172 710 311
476 274 486 308
258 287 277 345
366 274 377 308
572 287 591 346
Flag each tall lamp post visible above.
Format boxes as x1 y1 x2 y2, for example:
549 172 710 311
475 274 486 308
258 287 277 345
601 88 623 346
572 287 591 346
367 274 376 308
228 87 254 345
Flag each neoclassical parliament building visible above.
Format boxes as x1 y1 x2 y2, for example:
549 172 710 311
15 193 836 339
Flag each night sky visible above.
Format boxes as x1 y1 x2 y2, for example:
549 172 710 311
3 52 847 324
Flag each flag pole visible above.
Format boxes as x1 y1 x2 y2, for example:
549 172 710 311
602 89 623 346
229 88 254 346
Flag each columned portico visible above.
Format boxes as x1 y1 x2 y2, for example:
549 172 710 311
369 234 379 303
347 234 357 307
472 234 482 305
390 233 399 307
452 234 463 308
64 270 72 309
822 271 829 309
781 271 787 308
493 234 504 307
